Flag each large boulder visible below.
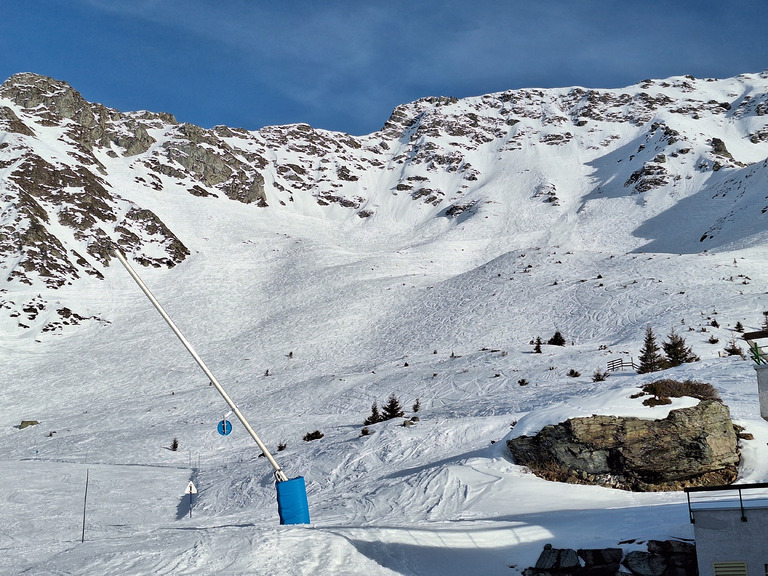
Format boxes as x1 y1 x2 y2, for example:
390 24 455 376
507 400 738 491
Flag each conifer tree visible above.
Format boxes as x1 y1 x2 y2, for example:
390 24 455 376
662 328 700 367
548 331 566 346
637 326 664 373
364 401 382 425
534 336 543 353
381 394 405 420
724 336 745 358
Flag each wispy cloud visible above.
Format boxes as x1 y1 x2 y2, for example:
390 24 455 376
6 0 768 134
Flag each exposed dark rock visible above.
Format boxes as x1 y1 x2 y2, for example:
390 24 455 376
524 541 696 576
625 163 669 193
0 73 160 158
445 201 478 218
507 400 739 491
0 106 35 136
114 208 189 268
710 137 733 159
624 551 667 576
187 184 218 198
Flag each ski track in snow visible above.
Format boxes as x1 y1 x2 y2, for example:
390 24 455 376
4 77 768 573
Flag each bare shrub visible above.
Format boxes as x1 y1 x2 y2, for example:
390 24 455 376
643 396 672 407
641 379 720 402
303 430 324 442
592 369 609 382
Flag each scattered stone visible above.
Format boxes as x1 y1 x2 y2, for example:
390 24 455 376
524 541 696 576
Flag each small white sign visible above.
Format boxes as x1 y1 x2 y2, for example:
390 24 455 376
186 481 197 494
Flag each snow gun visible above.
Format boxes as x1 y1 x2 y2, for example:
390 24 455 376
110 244 310 525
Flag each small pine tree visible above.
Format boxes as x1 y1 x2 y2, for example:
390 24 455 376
534 336 543 353
637 326 664 374
548 331 566 346
734 321 744 333
364 401 382 425
170 438 179 451
662 328 699 367
592 369 609 382
724 337 745 358
412 398 421 413
381 394 405 420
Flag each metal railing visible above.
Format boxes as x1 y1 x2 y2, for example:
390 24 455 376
684 482 768 524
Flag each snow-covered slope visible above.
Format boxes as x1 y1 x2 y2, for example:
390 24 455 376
2 71 768 575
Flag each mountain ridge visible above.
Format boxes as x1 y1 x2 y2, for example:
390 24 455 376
2 70 768 339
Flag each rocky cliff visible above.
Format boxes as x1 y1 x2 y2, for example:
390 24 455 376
506 400 739 491
2 71 768 336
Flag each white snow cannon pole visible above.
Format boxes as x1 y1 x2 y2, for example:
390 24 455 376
111 246 310 524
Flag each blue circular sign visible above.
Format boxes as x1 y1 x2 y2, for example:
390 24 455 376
218 419 232 435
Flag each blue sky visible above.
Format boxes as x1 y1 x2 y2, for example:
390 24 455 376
2 0 767 136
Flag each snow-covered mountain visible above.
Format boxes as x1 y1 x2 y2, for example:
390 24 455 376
2 71 768 575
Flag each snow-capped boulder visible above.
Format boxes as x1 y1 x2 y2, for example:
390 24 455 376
507 400 739 491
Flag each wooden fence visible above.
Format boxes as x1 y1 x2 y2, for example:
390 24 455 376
607 357 638 372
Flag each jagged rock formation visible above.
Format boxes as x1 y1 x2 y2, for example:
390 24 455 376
2 70 768 336
524 541 697 576
506 400 739 491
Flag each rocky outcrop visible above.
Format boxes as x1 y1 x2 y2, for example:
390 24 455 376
0 72 171 157
524 541 697 576
507 400 739 491
160 123 267 205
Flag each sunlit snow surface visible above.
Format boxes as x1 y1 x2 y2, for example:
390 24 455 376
3 74 768 574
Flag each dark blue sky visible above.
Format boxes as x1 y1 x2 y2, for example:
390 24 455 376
2 0 767 135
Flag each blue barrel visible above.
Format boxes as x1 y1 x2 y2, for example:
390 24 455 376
276 476 310 525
